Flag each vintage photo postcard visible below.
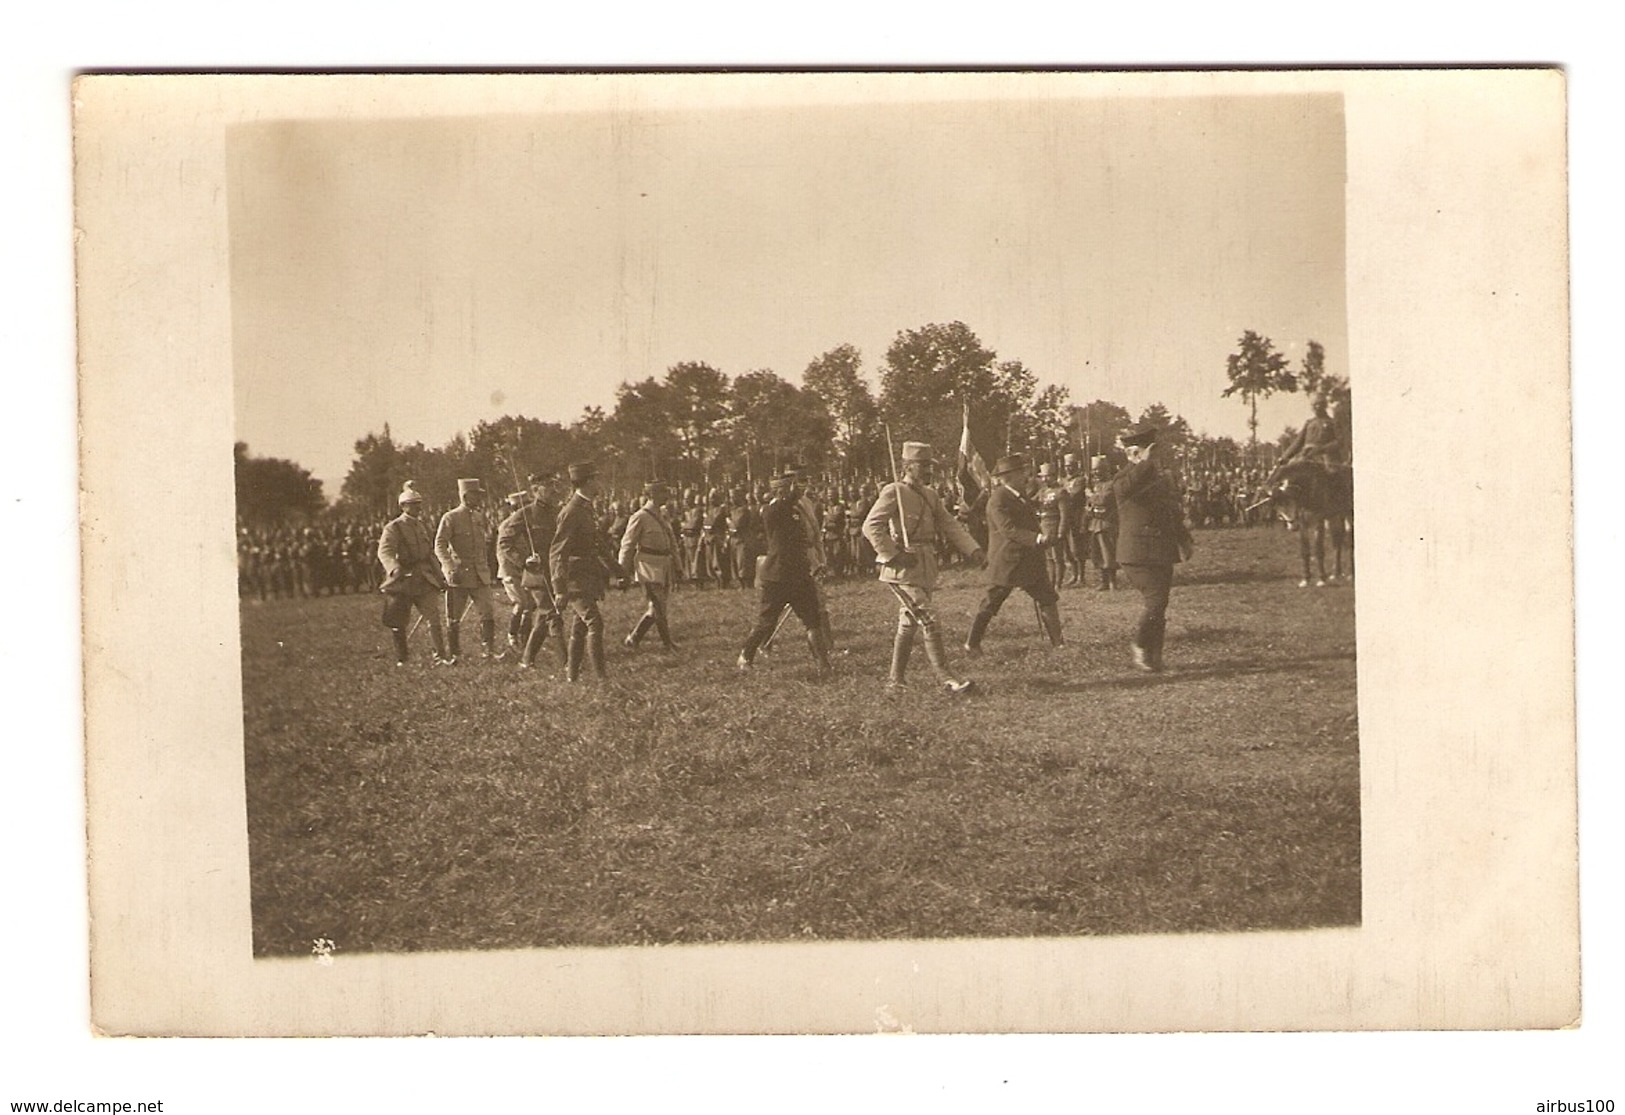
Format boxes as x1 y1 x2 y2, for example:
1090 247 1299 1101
74 70 1573 1035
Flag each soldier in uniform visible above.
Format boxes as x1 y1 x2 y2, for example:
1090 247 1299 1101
1034 462 1069 593
1061 452 1089 585
862 442 983 694
435 477 504 662
497 481 565 669
1271 392 1345 479
705 495 733 588
618 480 682 651
1085 455 1120 590
681 492 708 587
736 471 831 674
727 487 762 589
964 453 1065 653
376 481 451 666
550 461 616 682
1113 423 1192 672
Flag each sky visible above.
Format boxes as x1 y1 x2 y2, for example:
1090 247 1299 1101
229 92 1347 489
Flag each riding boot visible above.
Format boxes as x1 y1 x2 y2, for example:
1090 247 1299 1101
587 626 607 678
626 612 655 648
389 628 410 665
888 627 914 687
654 610 678 650
1150 615 1168 670
429 627 449 664
1039 602 1065 647
508 608 524 646
565 621 585 682
806 628 832 673
922 627 974 693
480 616 499 657
964 611 991 654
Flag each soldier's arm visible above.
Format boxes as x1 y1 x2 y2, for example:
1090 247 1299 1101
861 485 900 561
434 513 458 569
988 489 1040 549
616 512 640 571
376 523 401 574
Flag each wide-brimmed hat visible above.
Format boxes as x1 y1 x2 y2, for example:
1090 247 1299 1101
567 461 597 483
1119 423 1159 448
993 453 1029 476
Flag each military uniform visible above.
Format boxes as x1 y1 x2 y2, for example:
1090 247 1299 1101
497 491 564 668
550 463 614 681
377 483 450 665
1034 464 1070 592
435 478 502 661
1085 456 1120 590
862 442 982 692
618 483 681 651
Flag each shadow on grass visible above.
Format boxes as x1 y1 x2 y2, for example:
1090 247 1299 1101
1179 569 1295 587
1026 651 1354 692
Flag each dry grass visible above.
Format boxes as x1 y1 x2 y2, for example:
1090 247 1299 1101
241 525 1359 957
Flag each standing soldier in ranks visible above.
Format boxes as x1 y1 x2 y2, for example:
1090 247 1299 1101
846 487 871 571
736 471 831 674
497 480 565 670
551 461 616 683
1085 454 1120 591
863 442 983 694
377 481 451 666
726 487 762 590
435 477 504 663
1061 452 1090 586
705 495 733 589
964 453 1066 653
1112 422 1193 672
681 491 708 588
618 480 682 652
1034 462 1069 593
822 497 849 579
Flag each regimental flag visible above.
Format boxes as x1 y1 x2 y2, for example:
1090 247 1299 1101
956 402 995 503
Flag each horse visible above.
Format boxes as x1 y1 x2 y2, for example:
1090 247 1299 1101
1268 460 1354 587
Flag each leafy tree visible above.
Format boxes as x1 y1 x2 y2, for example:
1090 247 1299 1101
1299 340 1326 398
802 344 879 477
337 426 402 517
879 321 1019 457
1222 330 1298 448
663 361 732 486
1025 382 1074 463
1137 402 1194 456
731 369 834 482
236 441 326 526
606 377 681 482
468 415 577 489
1071 400 1133 462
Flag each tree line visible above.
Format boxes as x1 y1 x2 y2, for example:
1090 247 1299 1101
235 322 1348 525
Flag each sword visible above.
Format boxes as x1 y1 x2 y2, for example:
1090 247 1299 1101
760 602 794 653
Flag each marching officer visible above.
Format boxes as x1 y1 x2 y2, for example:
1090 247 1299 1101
736 470 831 674
964 453 1065 653
618 480 682 652
862 441 983 694
376 481 451 666
435 477 503 662
1113 422 1193 672
496 479 565 670
550 461 616 682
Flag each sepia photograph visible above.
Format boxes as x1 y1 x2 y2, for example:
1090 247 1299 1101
73 70 1574 1038
228 87 1357 960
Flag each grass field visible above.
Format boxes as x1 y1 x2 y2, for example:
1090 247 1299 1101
241 525 1359 958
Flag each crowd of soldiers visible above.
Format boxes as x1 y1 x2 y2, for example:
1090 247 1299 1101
236 520 388 601
357 421 1202 687
238 457 1283 607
